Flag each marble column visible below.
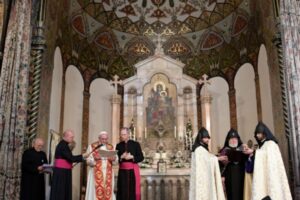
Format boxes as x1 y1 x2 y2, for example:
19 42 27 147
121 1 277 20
123 92 130 127
136 93 144 139
59 72 66 133
183 88 198 136
191 88 198 135
201 94 213 150
279 0 300 197
177 91 185 139
199 74 213 133
197 85 202 130
111 94 122 146
199 74 213 150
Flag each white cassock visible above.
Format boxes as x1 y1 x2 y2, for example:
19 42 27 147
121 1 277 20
251 140 292 200
85 143 116 200
189 146 225 200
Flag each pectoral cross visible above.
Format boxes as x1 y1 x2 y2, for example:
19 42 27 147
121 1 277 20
199 74 210 95
110 75 123 95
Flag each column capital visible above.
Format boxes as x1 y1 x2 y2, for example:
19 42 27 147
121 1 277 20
111 94 122 104
201 95 212 104
83 90 90 98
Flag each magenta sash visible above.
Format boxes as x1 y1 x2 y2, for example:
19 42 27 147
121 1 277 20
120 162 141 200
54 159 72 169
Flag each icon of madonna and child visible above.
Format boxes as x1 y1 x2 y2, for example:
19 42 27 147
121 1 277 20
146 83 176 138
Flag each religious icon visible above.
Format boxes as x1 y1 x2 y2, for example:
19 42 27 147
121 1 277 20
146 81 175 138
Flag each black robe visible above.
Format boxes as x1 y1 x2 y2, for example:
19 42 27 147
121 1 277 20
20 148 48 200
219 128 247 200
116 140 144 200
220 146 248 200
50 140 83 200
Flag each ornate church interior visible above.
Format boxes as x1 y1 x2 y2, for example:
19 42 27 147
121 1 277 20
0 0 299 199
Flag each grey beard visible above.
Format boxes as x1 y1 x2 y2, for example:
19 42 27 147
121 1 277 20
229 143 238 148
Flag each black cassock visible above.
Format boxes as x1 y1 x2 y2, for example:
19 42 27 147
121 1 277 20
219 129 248 200
220 147 248 200
50 140 83 200
20 148 48 200
116 140 144 200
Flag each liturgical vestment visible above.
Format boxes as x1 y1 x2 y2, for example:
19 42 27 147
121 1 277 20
189 145 225 200
85 142 116 200
251 140 292 200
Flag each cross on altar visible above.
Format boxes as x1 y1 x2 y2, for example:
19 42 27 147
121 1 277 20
110 75 123 95
199 74 210 95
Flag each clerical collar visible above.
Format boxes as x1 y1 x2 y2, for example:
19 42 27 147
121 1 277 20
123 139 131 144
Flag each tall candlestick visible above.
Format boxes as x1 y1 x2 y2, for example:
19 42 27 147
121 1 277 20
174 126 177 138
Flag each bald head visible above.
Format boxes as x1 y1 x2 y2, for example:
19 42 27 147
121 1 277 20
63 129 75 143
32 138 44 152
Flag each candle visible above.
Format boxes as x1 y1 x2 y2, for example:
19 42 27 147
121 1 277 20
144 127 147 139
174 126 177 138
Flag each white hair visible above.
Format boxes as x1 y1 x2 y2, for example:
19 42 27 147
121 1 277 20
31 137 44 147
98 131 108 138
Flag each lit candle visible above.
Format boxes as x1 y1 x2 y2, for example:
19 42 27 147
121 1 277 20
174 126 177 138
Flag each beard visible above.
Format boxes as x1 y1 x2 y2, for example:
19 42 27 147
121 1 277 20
229 142 238 148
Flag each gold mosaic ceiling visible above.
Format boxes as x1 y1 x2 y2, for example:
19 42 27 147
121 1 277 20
71 0 245 36
64 0 257 79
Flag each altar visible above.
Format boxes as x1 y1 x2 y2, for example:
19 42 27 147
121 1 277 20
114 168 190 200
140 168 190 200
122 46 199 167
103 43 214 200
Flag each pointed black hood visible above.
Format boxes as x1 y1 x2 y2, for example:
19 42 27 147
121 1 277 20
223 128 243 148
254 122 278 146
192 127 210 152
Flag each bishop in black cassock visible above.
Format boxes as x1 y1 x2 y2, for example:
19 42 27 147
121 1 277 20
116 127 144 200
219 128 248 200
50 130 84 200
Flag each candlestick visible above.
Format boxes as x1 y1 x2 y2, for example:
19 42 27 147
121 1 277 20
174 126 177 138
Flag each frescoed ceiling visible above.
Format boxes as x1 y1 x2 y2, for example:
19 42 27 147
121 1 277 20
57 0 262 80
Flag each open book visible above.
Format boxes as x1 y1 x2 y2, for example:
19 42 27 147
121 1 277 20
97 149 118 158
42 164 54 173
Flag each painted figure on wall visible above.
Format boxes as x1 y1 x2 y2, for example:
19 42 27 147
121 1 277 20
146 82 175 138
